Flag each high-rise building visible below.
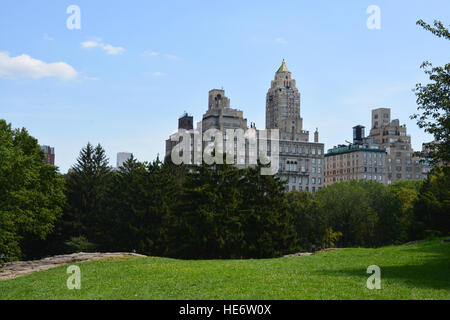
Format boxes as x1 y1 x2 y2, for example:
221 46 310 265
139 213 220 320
266 60 324 192
165 61 324 193
202 89 248 133
165 90 249 165
40 145 55 166
117 152 132 168
367 108 430 184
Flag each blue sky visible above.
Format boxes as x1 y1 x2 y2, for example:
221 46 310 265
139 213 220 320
1 0 449 173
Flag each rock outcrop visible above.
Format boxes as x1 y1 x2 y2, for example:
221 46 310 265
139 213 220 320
0 252 146 280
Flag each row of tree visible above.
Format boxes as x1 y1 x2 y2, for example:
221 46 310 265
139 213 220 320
1 129 448 261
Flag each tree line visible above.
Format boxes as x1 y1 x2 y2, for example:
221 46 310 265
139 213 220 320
1 126 448 262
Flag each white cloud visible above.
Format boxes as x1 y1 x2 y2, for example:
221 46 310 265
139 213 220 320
0 51 77 80
152 72 165 77
81 40 99 48
275 37 288 44
81 39 125 55
142 51 159 57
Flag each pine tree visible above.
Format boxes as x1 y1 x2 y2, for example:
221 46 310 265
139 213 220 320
62 143 112 250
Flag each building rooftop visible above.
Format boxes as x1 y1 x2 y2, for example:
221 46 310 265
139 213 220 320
326 144 385 156
277 59 290 73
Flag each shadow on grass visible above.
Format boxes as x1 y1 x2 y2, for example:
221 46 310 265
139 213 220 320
316 241 450 291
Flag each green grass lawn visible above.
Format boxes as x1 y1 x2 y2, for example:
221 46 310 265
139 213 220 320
0 238 449 300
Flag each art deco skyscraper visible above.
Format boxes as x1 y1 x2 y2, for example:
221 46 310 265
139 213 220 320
266 60 324 192
266 60 308 142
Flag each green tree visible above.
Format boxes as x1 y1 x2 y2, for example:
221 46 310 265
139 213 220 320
412 20 450 165
0 120 65 261
286 191 327 251
389 182 420 243
62 143 112 250
413 166 450 238
104 156 179 255
315 181 380 247
239 164 298 258
168 160 245 259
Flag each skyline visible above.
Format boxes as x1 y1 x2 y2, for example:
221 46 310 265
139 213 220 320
1 1 450 173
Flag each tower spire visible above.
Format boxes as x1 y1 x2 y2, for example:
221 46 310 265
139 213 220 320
277 59 290 73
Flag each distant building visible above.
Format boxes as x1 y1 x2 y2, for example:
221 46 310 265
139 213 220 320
367 108 430 184
165 90 249 166
325 144 387 186
266 60 324 193
40 145 55 166
202 89 248 132
325 124 387 186
165 60 324 193
324 109 433 187
117 152 132 168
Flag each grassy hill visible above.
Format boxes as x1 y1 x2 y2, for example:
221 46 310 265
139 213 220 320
0 238 449 300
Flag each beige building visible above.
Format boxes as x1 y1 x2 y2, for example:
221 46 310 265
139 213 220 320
166 60 324 192
324 144 387 186
324 108 432 187
165 89 250 166
266 60 324 192
368 108 429 184
202 89 247 132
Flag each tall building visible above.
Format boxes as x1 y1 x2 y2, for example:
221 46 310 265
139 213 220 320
40 145 55 166
367 108 429 184
165 90 250 166
117 152 132 168
202 89 248 133
165 61 324 193
266 60 324 192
